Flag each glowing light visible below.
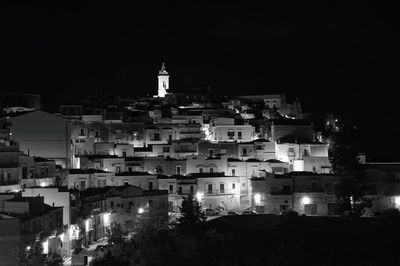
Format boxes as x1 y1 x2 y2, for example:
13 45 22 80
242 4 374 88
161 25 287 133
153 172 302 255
302 196 311 205
59 233 65 242
395 196 400 206
254 193 261 205
26 246 31 251
42 240 49 254
40 182 46 187
103 213 110 227
138 207 144 214
195 192 204 202
69 224 80 240
85 219 91 232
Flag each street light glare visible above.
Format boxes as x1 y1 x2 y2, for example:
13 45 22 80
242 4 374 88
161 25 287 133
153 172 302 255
302 196 311 205
254 193 261 204
196 192 204 202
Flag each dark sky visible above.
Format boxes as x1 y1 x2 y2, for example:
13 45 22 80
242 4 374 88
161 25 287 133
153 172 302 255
1 1 399 160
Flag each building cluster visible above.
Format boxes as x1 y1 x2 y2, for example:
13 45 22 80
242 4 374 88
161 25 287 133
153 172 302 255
1 64 400 261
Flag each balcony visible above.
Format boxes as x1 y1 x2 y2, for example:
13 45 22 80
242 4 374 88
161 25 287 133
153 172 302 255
174 149 197 153
287 152 295 157
0 163 19 168
204 189 234 195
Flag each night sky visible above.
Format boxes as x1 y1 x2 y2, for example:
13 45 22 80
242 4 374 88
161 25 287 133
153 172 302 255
1 2 399 160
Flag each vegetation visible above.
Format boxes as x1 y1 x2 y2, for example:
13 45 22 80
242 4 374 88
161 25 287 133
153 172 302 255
175 193 207 235
20 240 63 266
328 119 372 217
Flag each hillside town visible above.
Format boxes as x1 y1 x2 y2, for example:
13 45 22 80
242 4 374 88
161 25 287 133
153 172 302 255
1 64 399 265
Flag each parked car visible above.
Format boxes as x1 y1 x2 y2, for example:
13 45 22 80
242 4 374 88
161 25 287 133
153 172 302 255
204 208 219 216
280 210 298 217
227 211 239 215
241 210 257 215
94 245 106 252
215 206 226 214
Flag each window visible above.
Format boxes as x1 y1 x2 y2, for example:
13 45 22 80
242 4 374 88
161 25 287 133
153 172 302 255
148 181 153 190
110 201 114 208
227 131 235 139
168 135 172 142
80 128 85 136
209 148 214 157
220 183 225 193
283 185 291 194
242 148 248 157
199 168 203 173
163 146 170 153
208 184 213 194
210 168 214 173
122 151 127 157
312 182 318 192
232 169 236 176
22 167 28 179
94 130 100 138
176 165 181 175
124 181 129 186
220 148 227 155
178 186 182 194
232 183 236 189
41 168 45 178
190 186 194 194
128 167 133 172
80 180 86 190
154 132 160 141
116 166 121 173
149 200 153 208
238 131 242 139
169 184 173 193
312 167 317 173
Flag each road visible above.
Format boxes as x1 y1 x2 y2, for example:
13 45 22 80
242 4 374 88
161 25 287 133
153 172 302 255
63 237 108 266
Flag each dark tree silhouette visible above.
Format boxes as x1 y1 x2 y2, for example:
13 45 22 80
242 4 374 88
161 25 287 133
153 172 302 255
329 120 372 217
176 193 207 235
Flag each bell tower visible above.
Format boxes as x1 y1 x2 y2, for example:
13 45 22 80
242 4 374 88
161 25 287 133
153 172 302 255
157 62 169 97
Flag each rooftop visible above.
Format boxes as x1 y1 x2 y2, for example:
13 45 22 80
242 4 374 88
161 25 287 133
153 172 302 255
115 171 153 176
69 168 110 174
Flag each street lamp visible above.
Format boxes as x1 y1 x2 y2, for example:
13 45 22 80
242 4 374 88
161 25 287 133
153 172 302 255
196 191 204 202
302 196 311 205
254 193 261 205
138 207 144 214
395 196 400 207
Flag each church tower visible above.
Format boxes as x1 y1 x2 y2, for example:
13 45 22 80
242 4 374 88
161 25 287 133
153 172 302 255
157 63 169 97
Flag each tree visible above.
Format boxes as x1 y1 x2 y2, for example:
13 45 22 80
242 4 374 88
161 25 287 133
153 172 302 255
20 241 46 266
329 120 372 217
176 193 207 235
